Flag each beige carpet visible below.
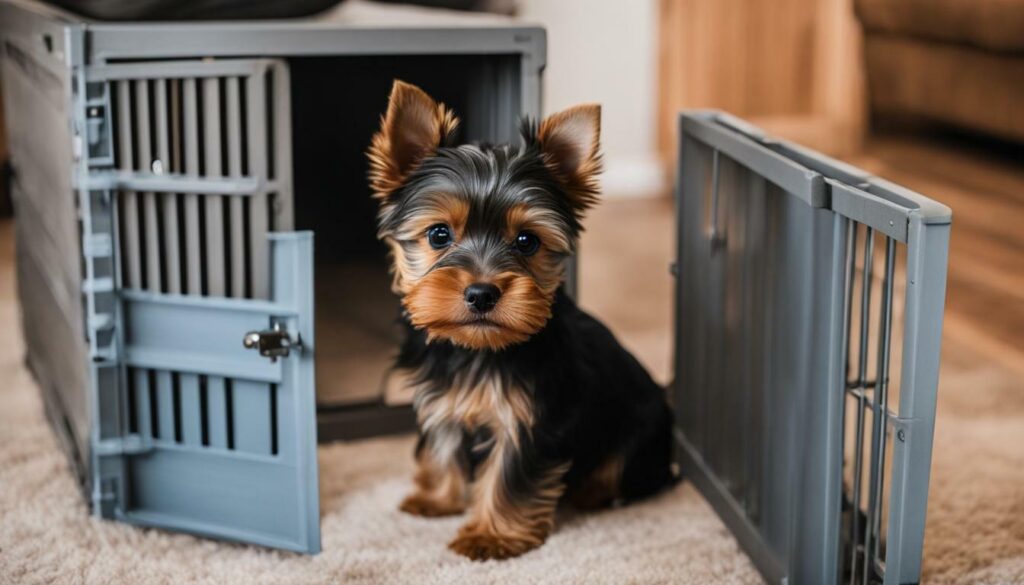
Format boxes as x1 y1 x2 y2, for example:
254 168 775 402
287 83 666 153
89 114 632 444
0 362 757 585
0 410 758 585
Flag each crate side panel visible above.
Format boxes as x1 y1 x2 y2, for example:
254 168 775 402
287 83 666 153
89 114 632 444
1 36 91 462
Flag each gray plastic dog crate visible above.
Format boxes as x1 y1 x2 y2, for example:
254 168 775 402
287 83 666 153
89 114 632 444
674 111 951 584
0 0 543 554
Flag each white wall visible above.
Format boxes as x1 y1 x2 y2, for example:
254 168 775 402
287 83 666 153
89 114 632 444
518 0 665 198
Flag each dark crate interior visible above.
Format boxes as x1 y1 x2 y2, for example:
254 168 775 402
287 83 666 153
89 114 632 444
288 54 520 406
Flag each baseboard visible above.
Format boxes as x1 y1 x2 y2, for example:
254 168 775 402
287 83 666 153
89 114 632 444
600 154 668 199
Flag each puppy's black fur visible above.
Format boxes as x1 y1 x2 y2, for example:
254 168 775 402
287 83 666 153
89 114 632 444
396 288 675 503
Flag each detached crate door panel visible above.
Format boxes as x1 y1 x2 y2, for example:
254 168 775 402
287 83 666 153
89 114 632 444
674 112 950 585
86 59 319 553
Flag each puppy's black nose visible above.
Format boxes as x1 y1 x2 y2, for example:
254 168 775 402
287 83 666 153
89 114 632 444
464 283 501 314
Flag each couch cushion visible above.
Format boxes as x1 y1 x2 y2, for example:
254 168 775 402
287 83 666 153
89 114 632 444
856 0 1024 52
864 35 1024 141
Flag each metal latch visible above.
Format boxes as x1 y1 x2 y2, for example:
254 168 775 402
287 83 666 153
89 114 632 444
243 322 297 362
86 104 106 147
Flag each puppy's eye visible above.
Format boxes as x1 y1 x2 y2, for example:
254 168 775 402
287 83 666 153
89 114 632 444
513 231 540 256
426 224 452 249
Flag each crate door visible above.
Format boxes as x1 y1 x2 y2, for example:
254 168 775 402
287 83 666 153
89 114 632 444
673 112 950 585
86 59 320 553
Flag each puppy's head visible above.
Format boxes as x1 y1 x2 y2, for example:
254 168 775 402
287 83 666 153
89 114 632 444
368 80 602 351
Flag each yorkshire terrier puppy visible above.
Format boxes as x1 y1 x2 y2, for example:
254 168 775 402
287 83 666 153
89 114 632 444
368 80 675 560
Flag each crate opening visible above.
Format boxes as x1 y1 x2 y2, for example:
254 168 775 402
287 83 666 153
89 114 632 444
287 55 521 407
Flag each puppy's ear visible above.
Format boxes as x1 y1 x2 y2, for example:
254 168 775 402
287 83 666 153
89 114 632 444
535 104 602 212
368 80 459 200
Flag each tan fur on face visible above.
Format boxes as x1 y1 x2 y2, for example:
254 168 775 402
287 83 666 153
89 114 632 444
389 204 565 349
402 267 553 351
384 193 469 295
505 204 572 296
504 204 572 255
390 192 469 243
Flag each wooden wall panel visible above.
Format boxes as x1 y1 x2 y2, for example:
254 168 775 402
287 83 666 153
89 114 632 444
658 0 866 161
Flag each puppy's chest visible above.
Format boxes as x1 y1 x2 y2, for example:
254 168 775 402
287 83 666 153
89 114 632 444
416 373 534 436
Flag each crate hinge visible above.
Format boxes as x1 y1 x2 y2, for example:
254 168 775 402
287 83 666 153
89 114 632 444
95 435 155 457
78 70 137 522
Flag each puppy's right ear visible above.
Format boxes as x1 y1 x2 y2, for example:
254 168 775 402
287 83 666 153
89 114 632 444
367 80 459 200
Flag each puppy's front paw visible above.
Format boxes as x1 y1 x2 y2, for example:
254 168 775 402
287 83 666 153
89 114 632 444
399 493 463 517
448 529 540 560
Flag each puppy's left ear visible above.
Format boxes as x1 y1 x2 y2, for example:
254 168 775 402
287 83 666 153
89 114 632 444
368 80 460 200
535 104 602 212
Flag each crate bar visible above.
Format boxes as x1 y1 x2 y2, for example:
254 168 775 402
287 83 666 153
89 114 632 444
723 158 747 506
182 78 202 296
883 215 951 585
863 237 896 582
744 174 764 519
178 373 202 447
116 79 142 289
88 59 271 82
119 287 300 319
848 225 875 585
271 63 294 231
232 380 273 455
789 208 849 584
843 223 859 386
701 149 726 487
85 173 265 195
154 370 175 443
225 77 246 298
206 375 229 449
133 367 152 440
154 79 182 295
838 216 857 578
136 79 163 293
687 140 712 458
202 77 226 297
246 67 270 300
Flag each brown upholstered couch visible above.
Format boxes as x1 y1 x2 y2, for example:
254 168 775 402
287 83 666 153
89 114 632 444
856 0 1024 142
